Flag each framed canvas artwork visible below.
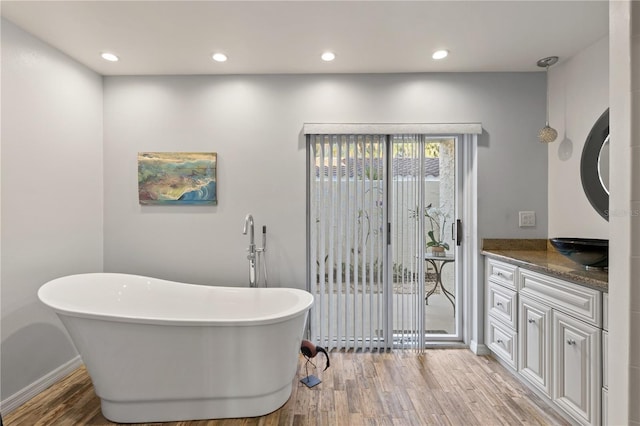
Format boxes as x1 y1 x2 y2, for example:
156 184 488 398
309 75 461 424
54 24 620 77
138 152 217 205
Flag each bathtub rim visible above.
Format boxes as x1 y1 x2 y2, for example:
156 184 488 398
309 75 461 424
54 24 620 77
38 273 314 327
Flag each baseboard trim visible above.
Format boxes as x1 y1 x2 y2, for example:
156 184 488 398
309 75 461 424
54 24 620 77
424 342 469 349
469 340 490 355
0 355 82 415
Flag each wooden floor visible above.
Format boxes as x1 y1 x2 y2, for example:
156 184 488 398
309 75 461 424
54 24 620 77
4 350 569 426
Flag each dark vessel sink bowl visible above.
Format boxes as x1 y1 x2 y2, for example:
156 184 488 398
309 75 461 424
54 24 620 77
549 238 608 270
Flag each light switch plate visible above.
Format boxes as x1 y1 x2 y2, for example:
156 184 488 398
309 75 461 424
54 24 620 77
519 211 536 227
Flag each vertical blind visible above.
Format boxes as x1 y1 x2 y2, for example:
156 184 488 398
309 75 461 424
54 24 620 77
309 134 436 351
309 134 387 351
390 135 428 350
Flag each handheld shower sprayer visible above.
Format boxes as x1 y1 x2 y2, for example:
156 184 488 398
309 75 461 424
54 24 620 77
260 226 268 286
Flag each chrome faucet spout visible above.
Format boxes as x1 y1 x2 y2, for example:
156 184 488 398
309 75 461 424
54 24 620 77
243 214 255 246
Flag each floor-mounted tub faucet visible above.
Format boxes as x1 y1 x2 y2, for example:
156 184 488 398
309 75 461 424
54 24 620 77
243 214 257 287
242 214 268 288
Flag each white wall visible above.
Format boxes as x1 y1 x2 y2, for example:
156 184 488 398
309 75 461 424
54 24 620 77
0 19 104 401
103 73 548 289
548 37 609 238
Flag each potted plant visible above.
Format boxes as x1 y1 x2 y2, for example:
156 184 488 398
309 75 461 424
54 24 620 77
411 204 450 256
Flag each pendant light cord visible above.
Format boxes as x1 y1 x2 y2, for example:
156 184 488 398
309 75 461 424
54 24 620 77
545 64 550 126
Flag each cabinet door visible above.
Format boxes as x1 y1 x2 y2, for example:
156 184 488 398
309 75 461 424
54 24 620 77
602 388 608 426
553 310 601 426
602 330 608 389
519 295 551 397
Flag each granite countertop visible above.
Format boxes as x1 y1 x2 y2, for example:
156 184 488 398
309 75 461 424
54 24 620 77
481 239 608 292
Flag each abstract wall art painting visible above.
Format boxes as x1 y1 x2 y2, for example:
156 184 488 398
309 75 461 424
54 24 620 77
138 152 217 205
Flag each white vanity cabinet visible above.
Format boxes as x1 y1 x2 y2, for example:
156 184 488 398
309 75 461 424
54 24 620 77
485 257 605 426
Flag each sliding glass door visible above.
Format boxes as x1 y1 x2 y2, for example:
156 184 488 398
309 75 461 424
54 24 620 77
308 133 462 351
389 136 462 347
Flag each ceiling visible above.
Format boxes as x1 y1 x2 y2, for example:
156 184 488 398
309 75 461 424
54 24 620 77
1 1 609 76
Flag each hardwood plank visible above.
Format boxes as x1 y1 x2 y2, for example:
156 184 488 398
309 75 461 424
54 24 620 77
4 350 571 426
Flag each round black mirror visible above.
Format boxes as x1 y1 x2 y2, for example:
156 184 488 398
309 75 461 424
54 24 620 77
580 108 609 221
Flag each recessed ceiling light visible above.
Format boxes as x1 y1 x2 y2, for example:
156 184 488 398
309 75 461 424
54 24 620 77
212 53 228 62
321 51 336 62
101 52 119 62
432 49 449 60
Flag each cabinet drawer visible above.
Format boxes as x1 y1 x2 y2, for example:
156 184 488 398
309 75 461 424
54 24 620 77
520 269 602 327
488 316 517 370
488 280 517 328
487 259 518 290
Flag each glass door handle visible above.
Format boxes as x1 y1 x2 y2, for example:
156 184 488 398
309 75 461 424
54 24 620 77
454 219 462 246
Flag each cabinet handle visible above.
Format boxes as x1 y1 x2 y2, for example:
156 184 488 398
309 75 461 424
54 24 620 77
496 302 503 307
567 339 576 345
528 318 535 324
496 339 503 344
496 272 503 277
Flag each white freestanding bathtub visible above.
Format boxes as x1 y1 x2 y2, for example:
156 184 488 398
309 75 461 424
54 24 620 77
38 273 314 423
